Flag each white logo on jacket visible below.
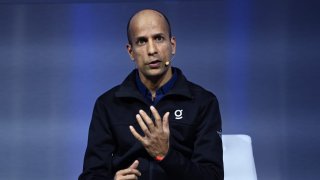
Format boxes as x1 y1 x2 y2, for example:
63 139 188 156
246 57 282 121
174 109 183 119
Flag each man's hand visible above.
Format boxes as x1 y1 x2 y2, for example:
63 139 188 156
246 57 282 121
129 106 170 158
114 160 141 180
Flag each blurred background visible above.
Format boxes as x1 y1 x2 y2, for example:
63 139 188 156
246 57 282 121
0 0 319 179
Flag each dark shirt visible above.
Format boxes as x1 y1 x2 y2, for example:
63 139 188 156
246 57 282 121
135 68 177 105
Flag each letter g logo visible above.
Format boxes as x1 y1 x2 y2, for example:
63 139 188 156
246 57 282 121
174 109 183 120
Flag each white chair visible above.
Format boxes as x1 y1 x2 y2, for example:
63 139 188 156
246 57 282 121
222 134 257 180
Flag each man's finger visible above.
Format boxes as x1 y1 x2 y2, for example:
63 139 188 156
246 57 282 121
127 160 141 177
123 174 139 179
129 126 145 143
129 160 139 169
136 114 151 137
125 169 141 177
162 112 170 134
150 106 162 128
117 169 141 178
139 109 155 132
115 160 141 179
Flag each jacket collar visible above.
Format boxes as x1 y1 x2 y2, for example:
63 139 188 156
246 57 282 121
115 67 193 100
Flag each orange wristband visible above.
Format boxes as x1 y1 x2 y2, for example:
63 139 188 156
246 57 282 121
154 155 165 162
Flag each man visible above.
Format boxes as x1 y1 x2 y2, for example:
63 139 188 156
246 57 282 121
79 9 223 180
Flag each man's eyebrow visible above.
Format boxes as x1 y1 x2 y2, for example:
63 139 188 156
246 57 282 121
153 33 166 37
135 36 147 41
133 33 167 43
135 33 166 39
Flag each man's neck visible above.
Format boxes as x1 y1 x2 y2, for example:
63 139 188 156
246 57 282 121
139 68 173 97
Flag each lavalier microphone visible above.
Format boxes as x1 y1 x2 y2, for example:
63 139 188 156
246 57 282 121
165 53 175 67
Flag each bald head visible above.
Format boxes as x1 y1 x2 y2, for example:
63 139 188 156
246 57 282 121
126 9 172 44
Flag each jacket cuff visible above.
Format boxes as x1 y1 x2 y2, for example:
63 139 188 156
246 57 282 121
156 147 176 168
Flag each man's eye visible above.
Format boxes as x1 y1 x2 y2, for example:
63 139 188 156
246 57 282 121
155 36 164 42
136 39 146 45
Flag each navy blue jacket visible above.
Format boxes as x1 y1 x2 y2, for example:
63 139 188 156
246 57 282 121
79 68 224 180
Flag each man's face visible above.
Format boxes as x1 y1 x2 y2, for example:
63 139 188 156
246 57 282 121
127 11 176 79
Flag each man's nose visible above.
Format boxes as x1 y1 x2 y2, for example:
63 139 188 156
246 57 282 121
147 40 157 55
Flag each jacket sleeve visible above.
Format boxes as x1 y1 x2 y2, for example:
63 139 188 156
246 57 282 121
158 96 224 180
79 98 115 180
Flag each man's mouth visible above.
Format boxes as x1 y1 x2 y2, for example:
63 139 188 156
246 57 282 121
149 60 161 64
148 60 162 68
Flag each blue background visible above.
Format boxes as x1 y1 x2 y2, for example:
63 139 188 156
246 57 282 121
0 0 319 179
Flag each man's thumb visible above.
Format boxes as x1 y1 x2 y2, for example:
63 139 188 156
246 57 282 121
129 160 139 169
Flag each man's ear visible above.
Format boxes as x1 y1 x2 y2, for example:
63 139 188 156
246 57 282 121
126 43 134 61
170 36 176 55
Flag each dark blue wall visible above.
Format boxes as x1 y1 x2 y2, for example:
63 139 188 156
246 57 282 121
1 0 319 179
